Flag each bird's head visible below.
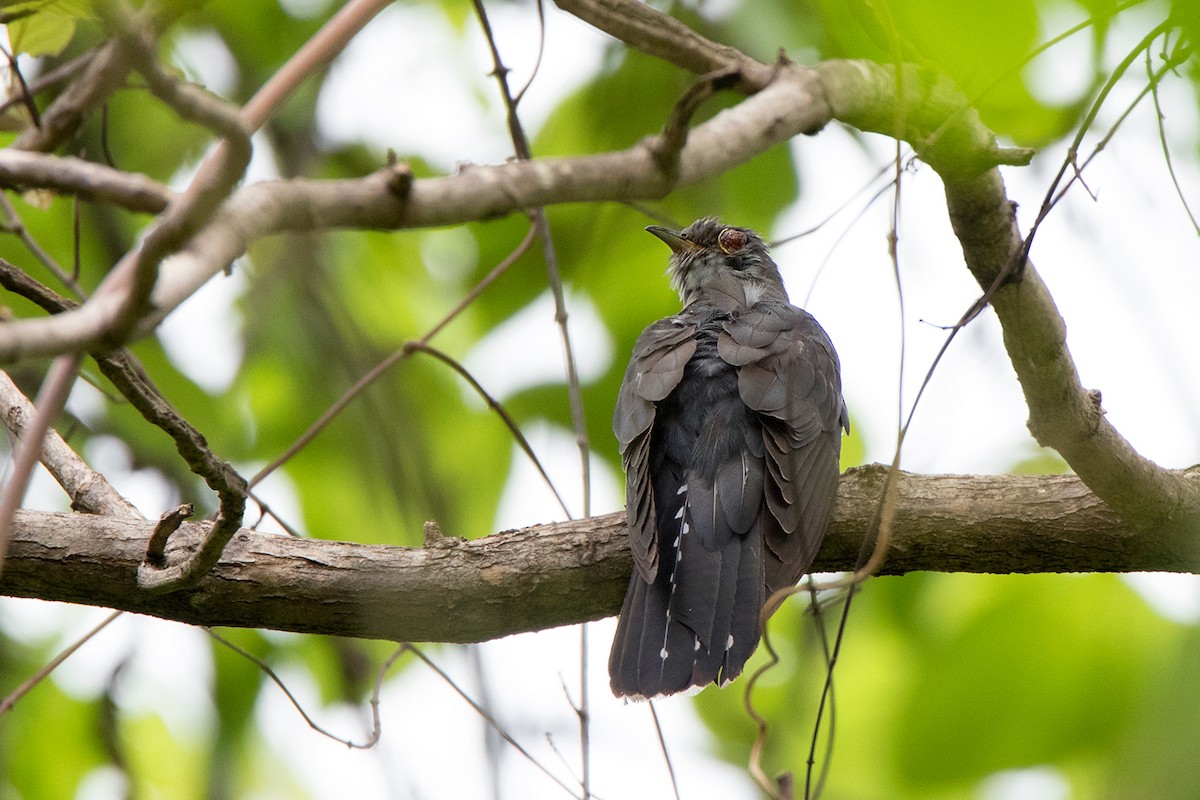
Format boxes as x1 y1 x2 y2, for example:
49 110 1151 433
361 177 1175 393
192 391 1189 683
646 217 788 309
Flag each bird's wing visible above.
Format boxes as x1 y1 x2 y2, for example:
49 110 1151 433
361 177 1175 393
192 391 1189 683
613 318 697 583
719 303 846 590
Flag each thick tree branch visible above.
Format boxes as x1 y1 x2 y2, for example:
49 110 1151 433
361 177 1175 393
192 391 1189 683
0 69 830 355
939 169 1200 530
3 467 1198 643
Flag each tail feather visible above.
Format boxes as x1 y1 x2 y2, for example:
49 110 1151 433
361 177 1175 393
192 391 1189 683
609 513 766 698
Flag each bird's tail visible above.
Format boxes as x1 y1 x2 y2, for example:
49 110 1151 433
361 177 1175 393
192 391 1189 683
608 515 766 698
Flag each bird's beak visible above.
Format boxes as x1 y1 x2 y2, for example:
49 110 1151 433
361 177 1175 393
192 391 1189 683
645 225 698 254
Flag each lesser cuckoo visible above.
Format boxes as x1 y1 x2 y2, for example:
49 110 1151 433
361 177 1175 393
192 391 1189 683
609 217 848 698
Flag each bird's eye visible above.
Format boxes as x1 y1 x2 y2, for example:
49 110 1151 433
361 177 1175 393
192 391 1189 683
718 227 747 254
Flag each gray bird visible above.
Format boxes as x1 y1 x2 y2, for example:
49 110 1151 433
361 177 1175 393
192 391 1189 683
609 217 848 698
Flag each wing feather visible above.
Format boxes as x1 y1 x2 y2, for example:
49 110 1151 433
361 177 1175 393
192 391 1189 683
719 303 845 588
614 318 697 582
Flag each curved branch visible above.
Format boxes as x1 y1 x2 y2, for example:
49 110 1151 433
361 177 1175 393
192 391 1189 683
3 467 1198 643
940 171 1200 528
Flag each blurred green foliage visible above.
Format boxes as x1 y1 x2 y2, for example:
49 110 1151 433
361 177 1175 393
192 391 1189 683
0 0 1197 798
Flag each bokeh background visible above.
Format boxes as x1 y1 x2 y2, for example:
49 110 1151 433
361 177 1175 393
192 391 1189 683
3 0 1200 798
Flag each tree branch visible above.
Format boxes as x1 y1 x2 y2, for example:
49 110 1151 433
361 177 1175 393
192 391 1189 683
0 150 170 212
0 371 140 519
553 0 774 91
2 467 1197 643
11 41 131 153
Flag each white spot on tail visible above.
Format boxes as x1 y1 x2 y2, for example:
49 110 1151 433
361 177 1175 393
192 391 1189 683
659 492 690 684
693 638 701 652
726 635 734 651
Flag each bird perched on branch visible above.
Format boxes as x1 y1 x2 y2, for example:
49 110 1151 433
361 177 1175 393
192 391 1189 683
609 217 847 699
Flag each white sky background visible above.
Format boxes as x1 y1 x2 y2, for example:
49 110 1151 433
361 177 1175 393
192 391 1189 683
5 2 1200 800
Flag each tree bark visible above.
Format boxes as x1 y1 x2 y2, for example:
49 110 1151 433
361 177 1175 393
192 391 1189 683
4 466 1197 644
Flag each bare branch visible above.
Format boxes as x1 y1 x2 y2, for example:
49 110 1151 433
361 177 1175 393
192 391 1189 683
552 0 774 91
0 370 140 519
0 151 171 213
11 41 131 153
0 255 250 589
3 467 1199 643
138 68 832 337
941 168 1200 529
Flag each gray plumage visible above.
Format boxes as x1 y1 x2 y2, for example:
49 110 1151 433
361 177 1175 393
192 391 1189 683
609 217 848 699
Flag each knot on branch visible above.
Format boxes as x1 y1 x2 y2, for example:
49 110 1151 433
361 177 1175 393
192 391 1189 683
383 155 413 199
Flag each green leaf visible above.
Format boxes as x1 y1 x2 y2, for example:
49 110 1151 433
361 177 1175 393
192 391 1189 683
5 0 95 57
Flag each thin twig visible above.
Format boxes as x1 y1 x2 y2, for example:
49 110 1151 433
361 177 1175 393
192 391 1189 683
467 645 504 798
512 0 548 106
0 610 123 716
1020 19 1177 270
207 629 405 749
408 644 583 799
246 488 303 537
922 0 1149 154
472 7 593 795
770 162 895 249
1146 43 1200 236
0 192 85 298
648 700 682 800
471 0 590 520
804 587 855 800
802 579 839 800
405 341 571 517
0 49 93 118
0 42 40 129
249 223 537 489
